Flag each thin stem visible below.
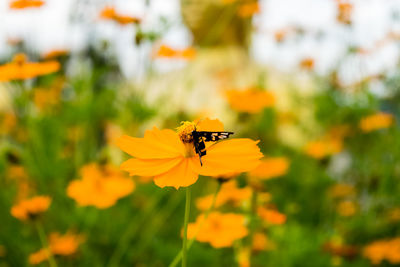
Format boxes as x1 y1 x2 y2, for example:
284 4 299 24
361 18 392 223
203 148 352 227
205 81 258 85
248 189 258 267
35 221 57 267
169 182 222 267
182 186 191 267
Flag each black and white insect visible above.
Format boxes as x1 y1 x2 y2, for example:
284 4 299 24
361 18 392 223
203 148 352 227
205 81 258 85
192 130 234 166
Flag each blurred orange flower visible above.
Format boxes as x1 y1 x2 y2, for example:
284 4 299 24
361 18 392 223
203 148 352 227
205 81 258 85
328 183 355 199
299 58 314 70
29 232 85 265
225 88 275 114
196 180 251 211
359 112 394 132
11 195 51 221
249 157 290 180
0 112 17 136
9 0 44 9
336 1 353 25
155 45 196 60
336 200 357 217
238 247 250 267
257 207 286 225
304 138 343 159
117 118 262 189
41 49 69 60
187 212 248 248
33 87 62 111
67 163 135 209
238 2 260 18
363 238 400 265
100 6 140 25
0 53 60 82
253 232 275 251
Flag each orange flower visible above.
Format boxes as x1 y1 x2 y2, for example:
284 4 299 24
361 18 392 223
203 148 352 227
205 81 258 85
99 6 140 25
238 2 260 18
41 49 69 60
196 180 251 211
11 196 51 221
257 207 286 225
359 112 394 132
249 157 290 180
0 53 60 82
253 232 275 251
187 212 248 248
299 58 314 70
9 0 44 9
154 45 196 60
304 138 343 159
336 1 353 25
67 163 135 209
29 232 85 265
363 238 400 265
238 247 250 267
117 118 262 189
225 88 275 114
336 200 357 217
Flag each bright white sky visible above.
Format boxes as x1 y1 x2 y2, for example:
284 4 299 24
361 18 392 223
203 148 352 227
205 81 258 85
1 0 400 82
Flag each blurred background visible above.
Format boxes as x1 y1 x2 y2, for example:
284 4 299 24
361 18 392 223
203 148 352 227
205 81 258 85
1 0 400 266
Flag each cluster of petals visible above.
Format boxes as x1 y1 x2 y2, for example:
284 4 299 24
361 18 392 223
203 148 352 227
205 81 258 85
196 180 252 210
187 212 248 248
359 112 394 133
99 6 141 25
249 157 290 180
225 88 275 114
29 232 85 265
304 137 343 159
363 238 400 265
67 163 135 209
117 118 263 189
11 195 51 221
237 2 260 18
0 53 60 82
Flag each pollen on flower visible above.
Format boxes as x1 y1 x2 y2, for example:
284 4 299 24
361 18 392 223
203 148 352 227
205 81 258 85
176 121 197 143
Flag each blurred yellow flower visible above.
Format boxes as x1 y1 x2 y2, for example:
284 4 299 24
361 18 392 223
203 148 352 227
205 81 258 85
0 53 60 82
11 196 51 221
33 87 62 111
29 232 85 265
238 247 250 267
336 200 357 217
196 180 251 211
359 112 394 133
257 206 286 225
187 212 248 248
225 88 275 114
0 112 17 135
249 157 290 180
117 118 262 189
336 1 353 25
238 2 260 18
363 238 400 265
9 0 44 9
100 6 141 25
304 138 343 159
67 163 135 209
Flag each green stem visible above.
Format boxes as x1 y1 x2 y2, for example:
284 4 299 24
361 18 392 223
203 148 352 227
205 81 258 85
169 182 222 267
248 189 258 267
182 186 191 267
35 221 57 267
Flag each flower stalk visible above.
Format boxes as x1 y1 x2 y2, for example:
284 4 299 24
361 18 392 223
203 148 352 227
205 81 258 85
182 186 192 267
35 221 58 267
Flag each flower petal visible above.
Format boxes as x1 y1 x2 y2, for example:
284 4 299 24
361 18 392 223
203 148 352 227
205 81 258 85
196 118 224 131
120 157 183 176
197 139 263 176
154 159 199 189
116 127 184 159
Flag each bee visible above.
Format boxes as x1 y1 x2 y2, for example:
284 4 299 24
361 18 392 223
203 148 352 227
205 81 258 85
192 130 234 166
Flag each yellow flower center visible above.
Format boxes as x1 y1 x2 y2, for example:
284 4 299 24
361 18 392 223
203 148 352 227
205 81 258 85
176 121 197 158
13 53 27 65
176 121 196 143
